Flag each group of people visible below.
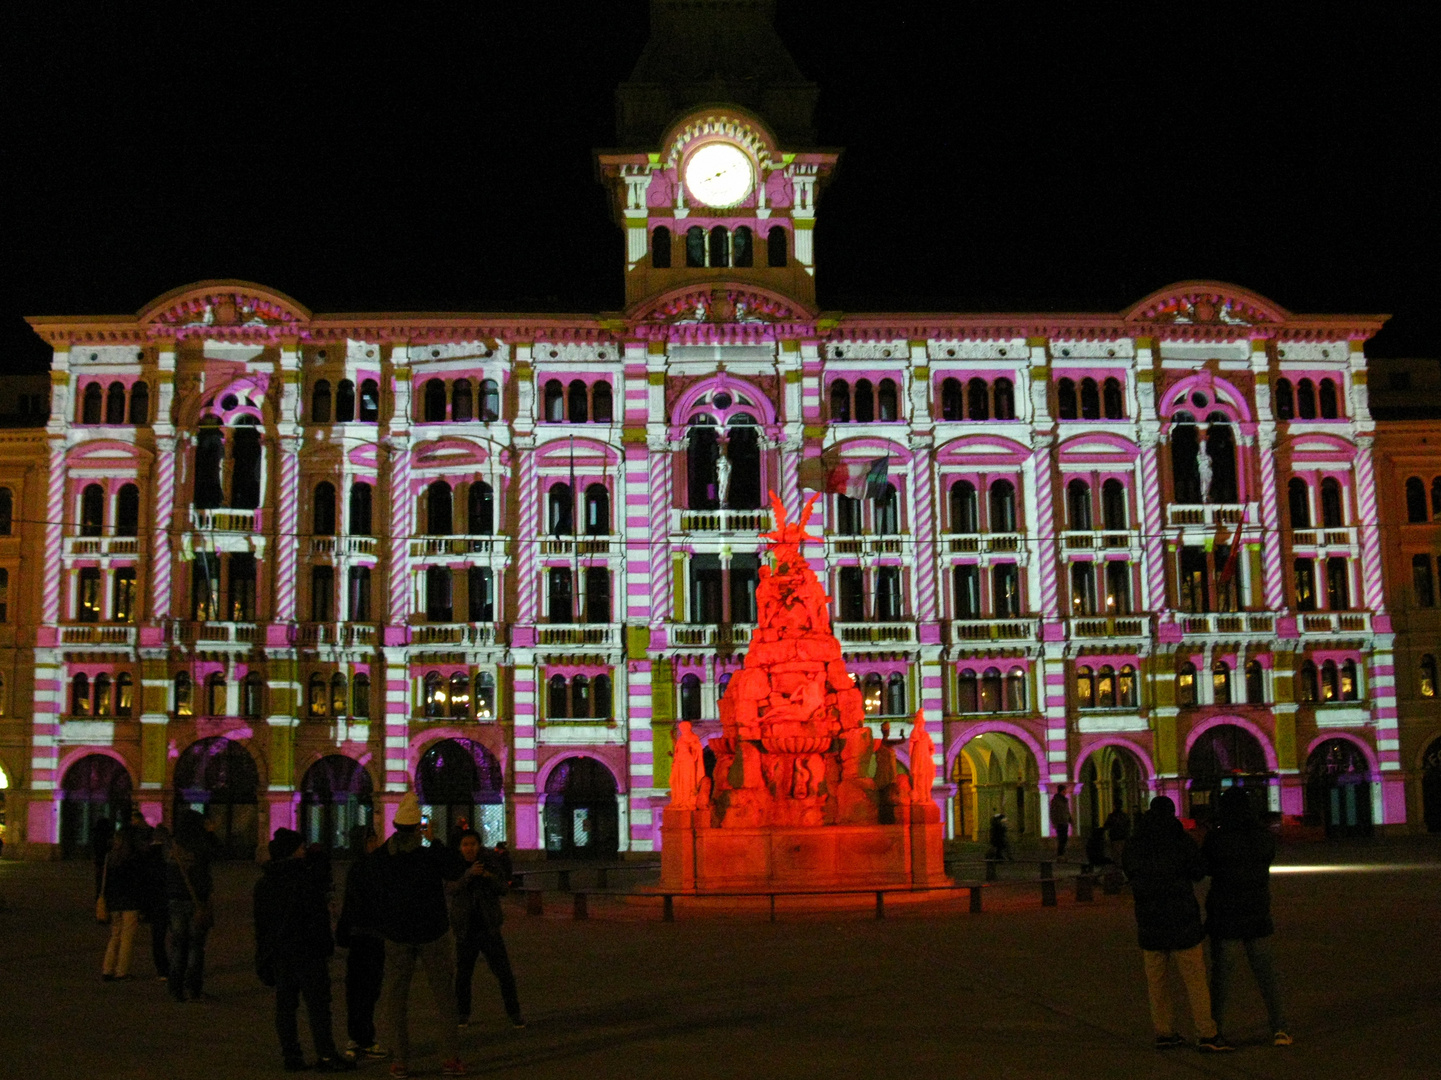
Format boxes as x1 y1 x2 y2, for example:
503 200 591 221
252 791 523 1076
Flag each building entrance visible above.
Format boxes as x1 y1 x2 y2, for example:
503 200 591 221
1186 724 1272 823
543 756 619 858
173 736 259 859
951 733 1039 843
416 738 505 846
299 755 374 855
1077 746 1146 834
1305 738 1373 837
60 754 132 859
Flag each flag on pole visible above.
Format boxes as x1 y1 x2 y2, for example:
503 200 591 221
1216 519 1244 588
823 454 890 500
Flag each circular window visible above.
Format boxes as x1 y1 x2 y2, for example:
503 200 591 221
1191 392 1208 408
713 392 733 410
318 350 328 360
598 350 607 359
999 348 1007 357
947 348 957 358
835 349 845 359
89 352 98 361
221 394 239 410
431 349 440 358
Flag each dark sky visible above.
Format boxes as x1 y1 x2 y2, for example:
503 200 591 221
2 2 1435 374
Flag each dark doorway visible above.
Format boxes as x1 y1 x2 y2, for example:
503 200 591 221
299 755 374 855
1185 724 1271 823
173 736 259 859
543 756 619 859
416 738 505 846
60 754 132 859
1305 739 1374 837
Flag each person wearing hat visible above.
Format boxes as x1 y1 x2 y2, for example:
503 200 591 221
254 827 355 1072
371 791 468 1078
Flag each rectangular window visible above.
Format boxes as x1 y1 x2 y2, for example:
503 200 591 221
113 568 137 623
730 557 759 623
547 567 572 624
428 566 454 622
584 567 611 624
690 556 722 624
467 566 493 622
0 566 8 622
311 565 334 622
875 567 903 620
1213 546 1238 613
191 552 219 621
1326 557 1350 611
954 565 980 618
78 567 102 622
228 553 256 621
349 566 372 621
1104 561 1131 615
992 564 1020 617
1414 554 1435 608
1178 547 1209 613
837 566 865 622
1293 558 1317 611
1070 562 1096 616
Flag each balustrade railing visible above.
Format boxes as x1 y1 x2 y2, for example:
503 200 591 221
671 508 774 533
63 536 142 557
833 621 918 646
1068 615 1149 640
945 532 1024 554
408 536 506 557
671 623 754 648
536 624 620 647
1180 612 1275 636
60 624 137 646
1299 611 1371 636
191 507 260 532
947 617 1039 644
1165 503 1248 528
310 536 380 557
412 623 498 646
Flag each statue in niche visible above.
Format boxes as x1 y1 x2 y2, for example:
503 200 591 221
873 723 899 792
715 442 732 509
669 720 704 810
907 710 936 804
1196 436 1214 504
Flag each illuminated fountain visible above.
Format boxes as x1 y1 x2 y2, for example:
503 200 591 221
660 493 947 892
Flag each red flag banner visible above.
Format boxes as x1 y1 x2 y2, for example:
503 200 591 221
825 455 889 500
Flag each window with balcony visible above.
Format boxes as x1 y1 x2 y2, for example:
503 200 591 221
1070 562 1096 616
1101 479 1127 530
1405 476 1428 522
993 563 1021 616
80 484 103 537
1067 480 1092 530
194 421 225 509
1246 660 1266 704
875 567 903 620
1171 412 1202 504
466 481 493 535
312 380 332 423
1412 555 1434 607
686 417 720 509
1289 478 1311 529
548 483 573 535
467 567 493 622
730 558 759 623
988 479 1016 532
427 481 453 535
837 566 865 622
1320 478 1344 528
427 567 454 622
116 484 140 536
349 567 372 621
232 423 262 509
1294 558 1316 611
690 559 722 624
949 480 978 533
228 554 255 621
874 483 900 534
1104 561 1132 614
1326 557 1350 610
584 567 611 624
311 566 334 622
0 488 11 535
584 484 610 535
0 568 8 622
76 567 101 622
1176 662 1197 706
953 565 980 618
336 380 356 422
1179 546 1209 613
350 482 373 535
547 568 573 624
314 482 336 535
191 553 219 621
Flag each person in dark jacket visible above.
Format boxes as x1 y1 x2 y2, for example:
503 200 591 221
166 808 219 1002
988 812 1012 861
336 830 388 1061
449 830 524 1028
1202 787 1290 1046
143 825 171 979
101 825 144 980
254 828 355 1072
373 792 467 1077
91 816 114 899
1122 796 1230 1052
1105 806 1132 862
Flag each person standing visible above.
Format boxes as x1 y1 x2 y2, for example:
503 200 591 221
1122 795 1232 1053
373 792 468 1079
142 824 171 980
254 827 355 1072
1105 805 1132 863
1050 786 1073 858
988 811 1012 862
337 830 388 1062
166 808 218 1002
1202 788 1290 1047
101 825 143 981
449 830 524 1029
90 816 114 899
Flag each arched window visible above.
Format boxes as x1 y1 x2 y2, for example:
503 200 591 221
1411 555 1434 607
1340 659 1359 701
967 377 989 421
957 668 979 712
949 480 978 533
72 673 91 716
243 672 263 718
584 484 610 535
1420 654 1437 698
426 481 453 535
1297 378 1317 419
1321 660 1339 702
352 673 370 718
1433 477 1441 519
1006 667 1027 711
874 483 899 534
312 380 332 423
686 226 706 268
940 378 963 421
0 488 11 535
994 377 1015 420
474 672 495 720
1057 378 1077 420
885 672 906 716
1170 413 1201 503
1105 560 1132 614
467 481 493 535
1326 556 1350 610
1075 665 1094 709
830 380 851 422
572 674 591 718
306 673 326 717
82 382 103 424
767 226 787 267
80 483 104 536
359 379 380 422
116 672 133 716
1213 661 1232 705
479 379 500 423
1080 378 1100 420
451 379 472 422
1096 665 1116 708
94 676 112 718
423 672 445 718
854 379 875 423
423 378 447 422
1289 478 1312 528
105 382 127 424
1205 414 1238 503
651 225 671 268
708 226 729 268
1321 478 1344 528
333 673 350 717
836 495 862 536
1103 378 1124 419
1101 479 1126 530
680 673 702 720
1274 378 1295 420
567 380 588 424
1297 660 1319 703
594 673 613 719
548 483 573 536
174 672 192 716
982 667 1004 713
548 673 568 718
335 379 356 422
116 484 140 536
1070 562 1096 615
988 479 1016 532
992 563 1020 616
349 482 373 535
1245 660 1265 704
686 417 719 509
208 674 227 717
592 381 613 424
1406 477 1428 522
468 566 494 622
449 672 469 719
1176 662 1197 706
1067 479 1092 530
1319 378 1339 419
878 378 898 421
231 424 262 509
543 380 564 422
1118 665 1137 708
862 672 883 715
732 225 753 267
313 481 336 535
128 382 149 424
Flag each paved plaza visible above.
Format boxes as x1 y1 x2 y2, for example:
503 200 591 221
2 839 1438 1079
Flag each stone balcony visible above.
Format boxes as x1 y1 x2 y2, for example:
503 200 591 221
295 622 378 647
411 622 500 647
1289 526 1359 555
670 507 774 534
825 535 905 559
671 623 755 648
63 536 142 557
537 536 620 557
60 624 137 646
833 621 918 646
1298 610 1372 637
1067 614 1150 642
1060 530 1138 552
535 624 621 648
1179 612 1277 638
408 535 507 558
309 535 381 558
176 620 261 645
944 532 1024 555
190 507 261 532
947 617 1041 645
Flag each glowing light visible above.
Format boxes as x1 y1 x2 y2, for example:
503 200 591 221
1270 864 1441 874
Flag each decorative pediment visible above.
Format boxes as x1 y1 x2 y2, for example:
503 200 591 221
1287 433 1356 462
65 438 153 468
935 434 1031 467
1124 281 1289 327
532 437 622 470
660 108 779 172
1057 432 1140 463
631 285 812 326
412 437 494 471
138 280 310 335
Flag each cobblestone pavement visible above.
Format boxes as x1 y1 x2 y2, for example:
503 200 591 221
2 837 1437 1079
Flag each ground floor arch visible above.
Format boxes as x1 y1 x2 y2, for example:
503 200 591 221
542 755 619 859
950 730 1040 843
299 754 374 855
1424 736 1441 834
1185 722 1273 822
60 752 132 859
415 737 505 846
1306 737 1374 837
173 736 259 859
1076 743 1148 834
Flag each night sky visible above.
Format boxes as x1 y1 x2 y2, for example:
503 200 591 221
2 2 1435 374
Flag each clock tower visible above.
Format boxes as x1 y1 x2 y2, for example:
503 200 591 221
597 0 839 311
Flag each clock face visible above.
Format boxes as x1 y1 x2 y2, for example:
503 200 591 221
684 143 754 208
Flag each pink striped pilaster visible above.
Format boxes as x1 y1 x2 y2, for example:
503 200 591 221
40 441 66 624
1043 653 1069 783
515 452 539 624
1138 438 1168 612
512 664 537 793
624 445 651 621
1255 430 1287 610
385 443 412 625
647 446 672 625
1352 437 1386 611
274 440 301 621
779 438 799 514
1031 443 1059 616
919 657 944 716
911 450 938 621
150 436 177 619
383 654 410 792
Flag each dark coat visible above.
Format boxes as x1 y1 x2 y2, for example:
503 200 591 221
1122 811 1207 951
1202 823 1277 940
1105 809 1132 843
253 857 336 974
335 850 382 948
448 853 508 942
103 847 145 912
371 832 465 945
166 830 217 903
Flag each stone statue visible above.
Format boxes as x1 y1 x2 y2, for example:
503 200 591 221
873 723 898 791
907 710 936 804
715 444 732 508
1196 438 1214 503
670 720 704 810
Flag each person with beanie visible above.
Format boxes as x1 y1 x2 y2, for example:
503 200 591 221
372 791 468 1078
1122 795 1231 1053
254 827 355 1072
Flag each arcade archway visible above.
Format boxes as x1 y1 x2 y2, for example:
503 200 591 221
416 738 505 846
299 755 374 855
60 754 132 859
173 737 259 859
1306 738 1373 837
1186 723 1272 822
543 756 619 859
950 732 1039 843
1077 745 1147 834
1424 737 1441 833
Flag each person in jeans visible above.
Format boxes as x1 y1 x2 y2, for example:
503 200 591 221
372 793 467 1078
143 824 171 979
337 831 388 1061
449 830 524 1028
166 808 217 1002
1202 787 1290 1046
254 827 355 1072
101 824 143 980
1050 786 1073 858
1122 796 1231 1052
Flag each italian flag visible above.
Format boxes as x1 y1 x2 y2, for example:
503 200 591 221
825 455 890 500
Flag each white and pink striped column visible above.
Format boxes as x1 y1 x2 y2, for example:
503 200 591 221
1030 440 1060 620
911 448 939 624
646 440 672 627
514 451 539 626
381 648 411 799
624 444 651 621
511 662 539 849
1255 428 1287 611
1137 435 1169 613
150 436 177 619
274 438 301 622
626 662 655 850
26 652 64 845
40 440 67 625
385 440 412 628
